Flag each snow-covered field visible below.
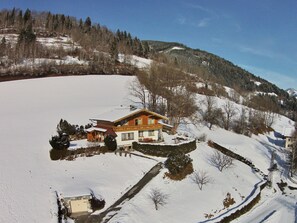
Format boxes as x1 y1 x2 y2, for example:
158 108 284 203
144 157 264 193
0 75 296 223
0 75 157 222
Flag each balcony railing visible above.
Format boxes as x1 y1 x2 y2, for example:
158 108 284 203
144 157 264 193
114 124 162 132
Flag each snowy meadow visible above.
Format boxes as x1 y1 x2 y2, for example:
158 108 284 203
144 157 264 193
0 75 296 223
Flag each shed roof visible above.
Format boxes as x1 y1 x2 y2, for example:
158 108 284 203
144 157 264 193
282 127 295 137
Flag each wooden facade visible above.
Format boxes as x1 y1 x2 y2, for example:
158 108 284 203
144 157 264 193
86 108 169 147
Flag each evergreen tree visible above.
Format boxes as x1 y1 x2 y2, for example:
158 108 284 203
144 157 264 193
23 9 32 27
84 16 92 31
110 38 118 62
0 37 6 57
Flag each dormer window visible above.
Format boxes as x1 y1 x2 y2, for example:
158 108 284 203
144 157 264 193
135 118 142 126
148 118 154 125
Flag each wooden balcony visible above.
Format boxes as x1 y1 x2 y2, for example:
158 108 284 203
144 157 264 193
114 124 162 132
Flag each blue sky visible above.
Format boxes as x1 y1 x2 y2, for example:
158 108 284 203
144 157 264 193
1 0 297 90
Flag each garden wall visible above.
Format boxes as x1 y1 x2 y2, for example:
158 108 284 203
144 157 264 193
207 140 268 223
132 139 196 157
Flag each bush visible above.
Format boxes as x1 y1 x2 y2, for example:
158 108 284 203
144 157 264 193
104 135 117 151
90 193 105 211
57 119 76 135
49 133 70 150
165 152 193 176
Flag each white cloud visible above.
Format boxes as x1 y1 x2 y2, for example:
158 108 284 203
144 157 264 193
238 45 275 58
195 18 210 28
185 3 218 18
177 16 186 25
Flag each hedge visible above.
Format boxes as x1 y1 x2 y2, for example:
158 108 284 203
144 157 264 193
132 139 196 157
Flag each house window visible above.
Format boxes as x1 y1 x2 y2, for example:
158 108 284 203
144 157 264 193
120 119 128 126
122 132 134 141
139 131 144 137
135 118 142 126
148 118 154 125
148 130 155 136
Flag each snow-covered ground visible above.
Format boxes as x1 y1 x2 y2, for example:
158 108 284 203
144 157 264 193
0 75 157 223
118 54 152 69
0 75 296 223
0 33 80 50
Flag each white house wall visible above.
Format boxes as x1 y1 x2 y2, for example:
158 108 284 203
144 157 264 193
116 129 160 147
116 130 139 147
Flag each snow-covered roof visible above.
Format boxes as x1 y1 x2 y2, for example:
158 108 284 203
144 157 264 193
158 120 173 128
91 107 168 123
282 127 295 137
85 126 107 133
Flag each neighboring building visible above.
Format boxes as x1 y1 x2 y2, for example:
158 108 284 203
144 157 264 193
86 107 169 148
63 195 92 217
282 127 296 149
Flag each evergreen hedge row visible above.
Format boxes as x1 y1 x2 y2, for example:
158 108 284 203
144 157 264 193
132 139 196 157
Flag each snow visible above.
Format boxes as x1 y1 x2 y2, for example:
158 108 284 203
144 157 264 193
282 127 295 137
0 75 296 223
118 54 152 69
0 75 157 222
37 36 81 50
255 91 278 97
91 107 142 122
165 46 185 53
0 34 81 50
287 88 297 98
0 33 18 45
250 80 262 86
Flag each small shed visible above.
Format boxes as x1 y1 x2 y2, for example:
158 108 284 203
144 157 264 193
64 195 92 217
282 127 295 149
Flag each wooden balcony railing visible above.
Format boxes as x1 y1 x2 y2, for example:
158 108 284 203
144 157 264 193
114 124 162 132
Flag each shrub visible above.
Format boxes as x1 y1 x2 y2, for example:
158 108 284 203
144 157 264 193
57 119 76 135
49 133 70 150
104 135 117 151
165 152 193 176
90 193 105 211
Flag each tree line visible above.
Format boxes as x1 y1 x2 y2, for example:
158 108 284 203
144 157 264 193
0 8 151 76
130 61 279 135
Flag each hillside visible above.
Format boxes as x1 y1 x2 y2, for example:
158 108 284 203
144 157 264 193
146 40 287 96
0 75 296 223
0 8 296 121
287 88 297 98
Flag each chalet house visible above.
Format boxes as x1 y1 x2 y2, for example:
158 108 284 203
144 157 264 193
282 127 296 149
86 107 169 148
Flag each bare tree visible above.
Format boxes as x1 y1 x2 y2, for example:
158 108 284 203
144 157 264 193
202 96 223 130
209 151 234 172
129 77 147 108
234 107 247 134
223 101 237 130
263 111 276 128
190 170 213 190
148 188 169 210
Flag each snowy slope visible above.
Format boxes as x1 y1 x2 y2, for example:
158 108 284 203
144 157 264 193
287 88 297 98
0 76 157 223
0 75 296 223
